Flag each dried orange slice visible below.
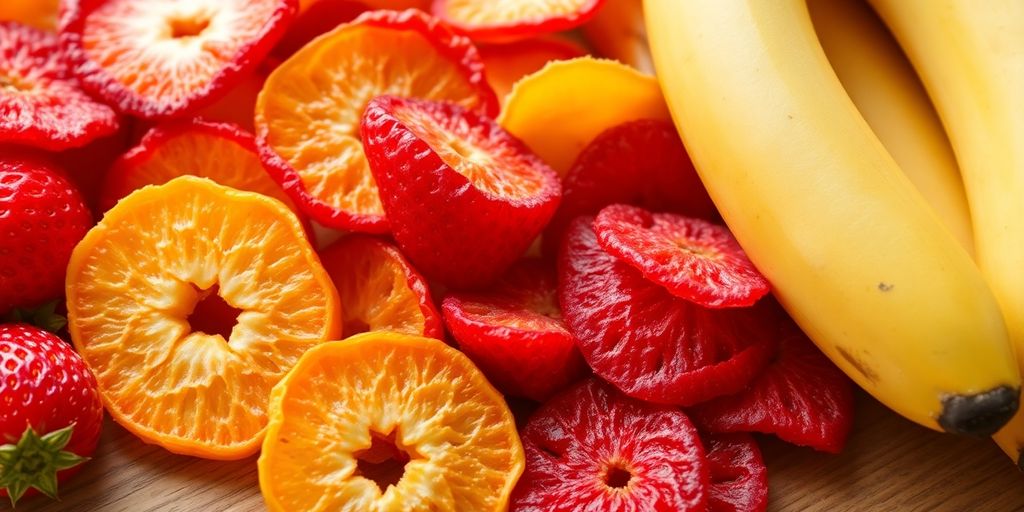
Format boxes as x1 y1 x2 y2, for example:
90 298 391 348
255 9 498 233
433 0 605 43
66 176 341 459
581 0 654 74
499 56 670 176
258 332 524 511
320 235 443 339
479 35 587 103
0 0 58 31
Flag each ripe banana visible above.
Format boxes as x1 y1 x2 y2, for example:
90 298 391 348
808 0 974 255
867 0 1024 463
644 0 1019 434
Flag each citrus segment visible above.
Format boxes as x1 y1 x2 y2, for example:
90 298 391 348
319 235 443 339
581 0 654 73
60 0 297 119
258 332 524 512
433 0 605 43
66 176 341 459
0 0 58 31
499 57 669 175
256 9 497 232
478 36 586 103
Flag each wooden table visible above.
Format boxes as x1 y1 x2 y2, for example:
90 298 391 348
11 392 1024 511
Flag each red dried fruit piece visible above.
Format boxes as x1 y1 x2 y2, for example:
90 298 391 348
362 95 560 289
273 0 368 57
511 378 708 511
594 204 770 308
0 21 118 150
703 433 768 512
557 217 776 406
691 320 856 453
319 234 443 339
542 118 716 257
442 259 587 401
60 0 297 119
433 0 606 43
0 153 92 316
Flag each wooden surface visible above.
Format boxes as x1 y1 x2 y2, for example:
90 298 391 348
10 392 1024 512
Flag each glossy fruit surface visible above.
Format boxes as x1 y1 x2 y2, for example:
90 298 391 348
478 36 586 102
432 0 605 42
702 433 767 512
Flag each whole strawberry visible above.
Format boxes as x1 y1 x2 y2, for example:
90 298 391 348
0 154 92 316
0 324 103 505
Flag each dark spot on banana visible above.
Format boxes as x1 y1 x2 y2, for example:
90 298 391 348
878 282 893 292
938 386 1019 437
836 346 878 383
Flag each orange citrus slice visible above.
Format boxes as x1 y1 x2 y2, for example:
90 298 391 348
0 0 58 31
498 56 670 176
259 332 524 511
581 0 654 74
478 35 587 103
319 235 444 339
255 9 498 232
66 176 341 459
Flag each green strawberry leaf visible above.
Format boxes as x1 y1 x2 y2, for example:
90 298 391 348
2 300 67 334
0 424 89 507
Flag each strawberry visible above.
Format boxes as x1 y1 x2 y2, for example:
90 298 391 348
0 153 92 316
0 324 103 505
691 317 856 453
702 433 768 512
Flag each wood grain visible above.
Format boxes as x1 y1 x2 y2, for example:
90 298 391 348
9 392 1024 511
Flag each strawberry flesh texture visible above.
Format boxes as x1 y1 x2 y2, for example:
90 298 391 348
0 21 119 150
557 217 776 406
442 259 588 401
703 433 767 512
432 0 607 43
362 95 560 289
0 154 92 316
0 324 103 500
511 378 708 512
691 319 855 453
543 119 716 257
594 204 770 308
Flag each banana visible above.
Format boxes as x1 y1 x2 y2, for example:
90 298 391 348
644 0 1019 434
866 0 1024 462
808 0 974 255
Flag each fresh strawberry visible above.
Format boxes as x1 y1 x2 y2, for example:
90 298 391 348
0 324 103 505
691 318 856 453
594 204 770 308
0 153 92 316
542 119 716 257
442 259 588 401
362 95 560 288
432 0 606 43
557 216 776 406
702 433 768 512
0 21 119 150
60 0 297 119
511 378 708 511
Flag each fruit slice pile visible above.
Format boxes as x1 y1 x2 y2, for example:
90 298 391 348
66 176 339 459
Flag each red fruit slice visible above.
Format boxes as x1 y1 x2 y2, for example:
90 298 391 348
703 433 768 512
442 259 588 401
511 378 708 511
557 217 776 406
318 234 444 339
691 320 856 453
100 120 300 218
433 0 606 43
542 119 717 257
273 0 368 58
60 0 297 119
0 21 118 150
362 95 560 288
594 204 770 308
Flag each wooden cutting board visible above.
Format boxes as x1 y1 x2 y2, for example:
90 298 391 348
10 392 1024 512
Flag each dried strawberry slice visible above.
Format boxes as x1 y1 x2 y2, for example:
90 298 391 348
703 433 768 512
272 0 367 58
433 0 606 43
362 95 560 289
0 21 118 150
511 378 708 511
691 320 856 453
594 204 770 308
558 217 776 406
542 119 717 257
60 0 297 119
442 259 588 401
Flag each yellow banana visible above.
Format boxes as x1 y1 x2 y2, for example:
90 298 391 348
867 0 1024 462
808 0 974 255
644 0 1019 434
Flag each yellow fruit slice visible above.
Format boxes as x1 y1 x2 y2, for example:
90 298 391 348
66 176 341 459
498 56 670 176
259 332 524 511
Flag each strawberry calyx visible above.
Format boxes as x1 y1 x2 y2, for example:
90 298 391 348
2 301 67 334
0 424 88 506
